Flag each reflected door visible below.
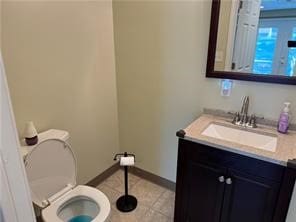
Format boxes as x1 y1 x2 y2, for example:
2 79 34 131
232 0 262 72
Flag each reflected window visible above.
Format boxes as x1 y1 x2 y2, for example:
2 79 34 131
253 27 278 75
286 27 296 76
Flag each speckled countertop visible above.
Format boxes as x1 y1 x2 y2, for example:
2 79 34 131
183 114 296 166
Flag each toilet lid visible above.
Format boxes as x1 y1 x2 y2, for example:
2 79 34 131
25 139 77 208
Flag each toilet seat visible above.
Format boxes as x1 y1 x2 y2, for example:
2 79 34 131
25 139 77 208
42 185 110 222
25 138 110 222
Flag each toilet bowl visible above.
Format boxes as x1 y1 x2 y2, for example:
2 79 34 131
23 130 110 222
42 185 109 222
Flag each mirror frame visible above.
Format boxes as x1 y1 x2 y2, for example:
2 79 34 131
206 0 296 85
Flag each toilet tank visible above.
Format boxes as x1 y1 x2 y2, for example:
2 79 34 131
20 129 70 159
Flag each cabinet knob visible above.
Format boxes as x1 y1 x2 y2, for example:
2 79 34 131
226 178 232 185
218 176 225 183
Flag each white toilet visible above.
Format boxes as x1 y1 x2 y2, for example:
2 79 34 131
22 129 111 222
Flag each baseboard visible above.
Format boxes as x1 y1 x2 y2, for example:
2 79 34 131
129 167 176 191
86 163 176 191
86 162 120 187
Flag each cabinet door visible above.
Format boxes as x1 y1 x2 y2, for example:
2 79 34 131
221 169 281 222
185 161 226 222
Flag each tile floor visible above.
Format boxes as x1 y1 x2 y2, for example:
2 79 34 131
97 170 175 222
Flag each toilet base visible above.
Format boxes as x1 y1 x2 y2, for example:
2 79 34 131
116 195 137 212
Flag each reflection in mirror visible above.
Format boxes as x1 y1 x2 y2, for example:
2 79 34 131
214 0 296 77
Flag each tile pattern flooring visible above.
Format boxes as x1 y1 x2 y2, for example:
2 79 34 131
97 170 175 222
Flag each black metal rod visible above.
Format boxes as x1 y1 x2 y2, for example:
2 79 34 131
124 166 128 196
124 152 128 197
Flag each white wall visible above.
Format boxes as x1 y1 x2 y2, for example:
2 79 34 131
2 0 119 184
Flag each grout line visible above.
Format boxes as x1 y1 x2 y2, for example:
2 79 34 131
97 171 122 195
98 169 142 195
149 186 167 210
152 205 174 219
149 190 176 218
157 210 173 220
142 206 172 221
98 169 175 221
129 176 142 192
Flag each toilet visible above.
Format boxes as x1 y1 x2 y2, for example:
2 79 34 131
23 129 110 222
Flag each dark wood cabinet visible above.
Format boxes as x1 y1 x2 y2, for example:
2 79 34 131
174 137 296 222
220 169 280 222
185 161 226 222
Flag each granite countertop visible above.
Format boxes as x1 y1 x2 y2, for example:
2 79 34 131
182 114 296 166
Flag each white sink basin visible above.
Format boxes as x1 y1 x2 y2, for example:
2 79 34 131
201 123 278 152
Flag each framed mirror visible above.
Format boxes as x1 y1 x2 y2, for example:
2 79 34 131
206 0 296 85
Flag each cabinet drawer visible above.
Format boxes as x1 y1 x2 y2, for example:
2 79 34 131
181 139 285 182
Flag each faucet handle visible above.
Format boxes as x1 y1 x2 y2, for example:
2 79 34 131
231 112 240 124
255 115 264 120
227 111 237 115
247 114 257 128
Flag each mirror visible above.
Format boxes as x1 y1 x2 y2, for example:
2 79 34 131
207 0 296 84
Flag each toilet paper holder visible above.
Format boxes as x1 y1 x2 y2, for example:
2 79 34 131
113 152 135 161
113 152 137 212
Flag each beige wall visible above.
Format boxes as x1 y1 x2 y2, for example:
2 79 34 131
113 0 296 182
113 1 206 182
2 0 119 184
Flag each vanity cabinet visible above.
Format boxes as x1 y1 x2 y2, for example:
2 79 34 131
174 138 286 222
220 169 280 222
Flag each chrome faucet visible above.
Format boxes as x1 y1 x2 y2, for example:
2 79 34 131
240 96 249 125
241 96 249 116
231 96 261 128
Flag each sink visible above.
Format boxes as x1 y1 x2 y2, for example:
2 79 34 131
201 123 278 152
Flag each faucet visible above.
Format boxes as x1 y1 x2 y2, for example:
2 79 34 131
231 96 260 128
241 96 249 116
240 96 249 125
